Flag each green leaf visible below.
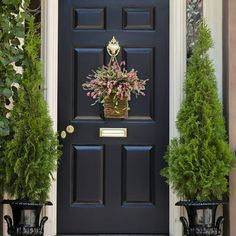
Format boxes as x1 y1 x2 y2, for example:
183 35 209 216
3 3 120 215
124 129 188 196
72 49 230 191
2 88 12 98
0 118 10 136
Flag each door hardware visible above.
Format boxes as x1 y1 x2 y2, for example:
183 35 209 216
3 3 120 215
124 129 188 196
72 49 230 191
61 125 75 139
66 125 75 134
106 36 120 59
60 130 67 139
99 128 127 138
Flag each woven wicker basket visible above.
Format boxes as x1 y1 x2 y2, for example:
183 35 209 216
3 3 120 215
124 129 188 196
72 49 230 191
103 94 128 118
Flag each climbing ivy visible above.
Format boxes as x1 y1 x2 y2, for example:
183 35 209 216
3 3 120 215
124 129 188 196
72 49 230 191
0 0 27 137
0 0 31 192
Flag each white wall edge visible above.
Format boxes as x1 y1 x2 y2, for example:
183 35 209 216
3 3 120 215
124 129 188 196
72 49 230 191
169 0 186 235
203 1 223 234
42 0 58 235
203 0 223 99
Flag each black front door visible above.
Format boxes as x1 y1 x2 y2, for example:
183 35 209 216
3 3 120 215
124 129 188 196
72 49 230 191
58 0 169 235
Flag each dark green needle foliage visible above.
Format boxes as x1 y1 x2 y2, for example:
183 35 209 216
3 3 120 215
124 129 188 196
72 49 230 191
161 22 234 201
4 15 61 203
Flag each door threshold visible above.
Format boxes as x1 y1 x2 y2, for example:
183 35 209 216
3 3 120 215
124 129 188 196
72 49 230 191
57 234 168 236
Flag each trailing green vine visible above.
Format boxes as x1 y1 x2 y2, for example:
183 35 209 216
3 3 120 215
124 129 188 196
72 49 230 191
0 0 27 137
0 0 30 192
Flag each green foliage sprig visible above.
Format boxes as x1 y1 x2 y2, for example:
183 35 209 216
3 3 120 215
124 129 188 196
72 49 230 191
0 0 29 137
161 22 234 201
0 0 31 194
4 15 61 202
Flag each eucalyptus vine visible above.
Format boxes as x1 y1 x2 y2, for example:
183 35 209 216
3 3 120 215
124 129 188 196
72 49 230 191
187 0 203 57
1 1 21 136
0 0 31 192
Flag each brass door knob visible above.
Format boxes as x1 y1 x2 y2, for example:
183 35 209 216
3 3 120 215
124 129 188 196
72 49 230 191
60 131 67 139
60 125 75 139
66 125 75 134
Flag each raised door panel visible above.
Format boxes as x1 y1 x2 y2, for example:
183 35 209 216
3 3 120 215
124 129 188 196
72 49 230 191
123 8 155 30
123 48 154 120
74 48 104 120
122 146 155 205
73 8 106 30
72 146 105 205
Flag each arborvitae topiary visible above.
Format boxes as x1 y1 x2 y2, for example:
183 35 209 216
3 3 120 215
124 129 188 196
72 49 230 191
4 15 61 203
161 22 234 201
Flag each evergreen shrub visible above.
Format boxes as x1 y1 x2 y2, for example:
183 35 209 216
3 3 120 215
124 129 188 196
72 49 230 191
161 22 234 201
4 15 61 203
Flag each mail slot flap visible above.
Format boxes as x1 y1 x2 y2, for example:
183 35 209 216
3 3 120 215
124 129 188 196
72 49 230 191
99 128 127 138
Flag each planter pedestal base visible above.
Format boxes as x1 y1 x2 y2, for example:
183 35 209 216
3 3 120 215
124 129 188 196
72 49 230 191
176 201 225 236
4 215 48 236
180 216 224 236
2 200 52 236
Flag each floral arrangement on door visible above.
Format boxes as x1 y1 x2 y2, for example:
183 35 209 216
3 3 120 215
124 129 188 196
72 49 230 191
82 37 148 118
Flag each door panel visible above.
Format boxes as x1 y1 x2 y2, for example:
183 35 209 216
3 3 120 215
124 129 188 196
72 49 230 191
123 8 155 30
73 145 104 205
74 48 104 119
73 8 105 30
122 146 155 205
58 0 169 234
123 48 154 119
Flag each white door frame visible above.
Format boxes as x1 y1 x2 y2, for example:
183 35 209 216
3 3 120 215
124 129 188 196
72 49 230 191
36 0 222 235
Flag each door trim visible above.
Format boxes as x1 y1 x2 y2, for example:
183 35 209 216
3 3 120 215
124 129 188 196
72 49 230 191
40 0 59 235
30 1 223 236
169 0 186 235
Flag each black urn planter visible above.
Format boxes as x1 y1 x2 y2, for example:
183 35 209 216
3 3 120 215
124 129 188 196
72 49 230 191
2 200 52 236
176 201 226 236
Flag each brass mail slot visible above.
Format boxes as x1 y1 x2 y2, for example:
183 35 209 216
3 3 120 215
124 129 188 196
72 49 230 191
99 128 127 138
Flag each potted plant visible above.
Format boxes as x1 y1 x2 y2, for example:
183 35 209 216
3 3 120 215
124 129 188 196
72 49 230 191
82 37 148 118
161 22 234 236
2 13 61 236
